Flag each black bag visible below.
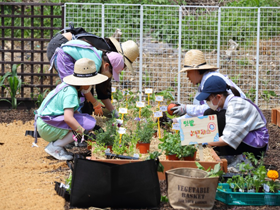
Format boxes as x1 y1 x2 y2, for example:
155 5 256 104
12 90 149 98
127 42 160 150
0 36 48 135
70 158 161 209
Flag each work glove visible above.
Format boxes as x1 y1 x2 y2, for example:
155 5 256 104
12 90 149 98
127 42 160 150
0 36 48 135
170 103 187 116
83 130 96 141
93 102 103 116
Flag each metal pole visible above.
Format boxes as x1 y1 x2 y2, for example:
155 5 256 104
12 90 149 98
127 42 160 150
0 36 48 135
102 4 105 38
177 6 182 103
255 7 261 105
139 5 143 101
217 7 221 69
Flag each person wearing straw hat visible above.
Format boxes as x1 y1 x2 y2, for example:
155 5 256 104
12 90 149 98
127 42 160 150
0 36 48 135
35 58 108 160
166 49 246 129
195 75 268 158
49 39 126 119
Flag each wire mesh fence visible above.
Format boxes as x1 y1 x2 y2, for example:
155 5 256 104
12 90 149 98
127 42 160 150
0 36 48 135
64 3 280 108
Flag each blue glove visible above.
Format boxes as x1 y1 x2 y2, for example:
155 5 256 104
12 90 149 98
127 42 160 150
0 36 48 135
202 143 208 146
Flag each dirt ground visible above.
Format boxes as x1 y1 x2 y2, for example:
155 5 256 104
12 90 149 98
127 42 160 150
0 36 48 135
0 109 280 210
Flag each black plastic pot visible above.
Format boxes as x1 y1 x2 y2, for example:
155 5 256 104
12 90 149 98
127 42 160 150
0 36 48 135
54 181 70 202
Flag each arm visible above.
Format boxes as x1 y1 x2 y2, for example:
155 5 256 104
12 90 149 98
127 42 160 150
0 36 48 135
64 108 85 135
82 86 103 115
101 98 114 111
208 137 229 147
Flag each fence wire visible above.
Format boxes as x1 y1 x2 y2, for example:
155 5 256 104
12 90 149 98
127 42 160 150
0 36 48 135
65 3 280 109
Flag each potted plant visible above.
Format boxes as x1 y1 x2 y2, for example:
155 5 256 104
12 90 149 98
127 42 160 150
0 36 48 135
134 119 157 154
264 170 280 205
158 130 197 160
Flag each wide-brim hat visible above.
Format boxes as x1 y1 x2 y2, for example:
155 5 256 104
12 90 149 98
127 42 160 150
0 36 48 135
109 37 139 73
63 58 108 86
180 49 218 72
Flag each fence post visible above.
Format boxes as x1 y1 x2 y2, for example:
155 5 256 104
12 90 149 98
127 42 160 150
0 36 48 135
139 5 144 101
255 7 261 105
102 4 105 38
217 7 221 69
177 6 182 103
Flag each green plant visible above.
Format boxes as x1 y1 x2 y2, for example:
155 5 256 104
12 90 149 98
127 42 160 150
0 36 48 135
156 87 175 104
32 88 50 107
146 151 164 172
134 119 157 143
265 180 280 193
95 117 120 146
195 162 224 178
158 131 197 158
245 87 256 103
65 172 72 193
0 64 22 109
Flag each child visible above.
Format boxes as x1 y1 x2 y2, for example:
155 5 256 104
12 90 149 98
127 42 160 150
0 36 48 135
35 58 108 160
50 39 125 118
196 75 269 157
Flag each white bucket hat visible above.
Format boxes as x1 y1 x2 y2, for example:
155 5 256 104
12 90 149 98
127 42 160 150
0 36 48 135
109 37 139 73
180 49 218 72
63 58 108 86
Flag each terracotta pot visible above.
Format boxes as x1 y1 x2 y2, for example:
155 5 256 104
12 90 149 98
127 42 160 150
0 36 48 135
136 142 150 154
166 154 180 160
106 145 113 153
87 140 95 150
183 151 197 161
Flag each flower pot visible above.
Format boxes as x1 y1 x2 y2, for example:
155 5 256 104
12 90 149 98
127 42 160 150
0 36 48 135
87 140 95 150
136 142 150 154
264 193 279 205
166 154 180 160
183 151 197 161
106 145 113 153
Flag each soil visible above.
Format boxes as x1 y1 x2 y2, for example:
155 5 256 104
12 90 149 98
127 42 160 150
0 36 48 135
0 109 280 210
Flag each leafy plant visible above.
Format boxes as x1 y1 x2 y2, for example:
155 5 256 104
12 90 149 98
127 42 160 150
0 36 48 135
65 172 72 193
156 87 175 104
31 88 50 107
158 131 197 158
134 119 157 143
195 162 224 178
0 64 22 109
265 180 280 193
146 151 164 172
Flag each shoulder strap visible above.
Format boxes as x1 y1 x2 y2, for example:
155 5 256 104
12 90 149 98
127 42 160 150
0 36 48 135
33 83 69 146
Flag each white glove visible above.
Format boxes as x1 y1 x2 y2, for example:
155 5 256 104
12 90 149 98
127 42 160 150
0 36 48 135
111 109 119 118
170 103 187 116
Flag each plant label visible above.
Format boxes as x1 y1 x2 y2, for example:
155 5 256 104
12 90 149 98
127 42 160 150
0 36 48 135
111 87 116 93
122 90 129 95
116 119 123 124
136 101 145 107
119 108 128 114
263 184 270 193
145 88 153 94
154 111 163 118
172 123 180 131
179 115 218 145
155 95 164 102
118 127 126 134
160 106 167 112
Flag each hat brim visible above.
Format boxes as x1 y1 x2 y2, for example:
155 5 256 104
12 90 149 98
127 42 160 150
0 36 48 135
195 92 211 101
113 70 120 82
109 37 134 73
180 64 219 73
63 74 108 86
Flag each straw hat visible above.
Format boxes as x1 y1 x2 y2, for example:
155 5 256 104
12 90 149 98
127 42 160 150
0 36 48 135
63 58 108 86
180 49 218 72
109 37 139 72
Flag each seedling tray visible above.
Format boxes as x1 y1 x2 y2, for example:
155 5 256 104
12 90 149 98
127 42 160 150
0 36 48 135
216 183 280 206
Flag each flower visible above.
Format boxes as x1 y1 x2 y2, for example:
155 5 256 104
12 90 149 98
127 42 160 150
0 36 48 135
112 123 115 126
117 123 121 128
267 170 279 181
134 117 141 121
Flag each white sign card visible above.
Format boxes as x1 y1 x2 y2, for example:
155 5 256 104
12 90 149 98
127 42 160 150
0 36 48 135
145 88 153 94
155 95 164 102
172 123 180 131
119 108 128 114
111 87 116 93
136 101 145 107
179 115 219 146
160 106 167 112
118 127 126 134
154 111 163 118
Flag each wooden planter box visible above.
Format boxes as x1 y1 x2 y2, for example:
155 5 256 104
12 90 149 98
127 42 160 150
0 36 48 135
87 148 227 181
271 107 280 126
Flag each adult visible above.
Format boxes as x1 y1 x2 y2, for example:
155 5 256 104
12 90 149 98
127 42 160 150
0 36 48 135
196 75 269 158
36 58 108 160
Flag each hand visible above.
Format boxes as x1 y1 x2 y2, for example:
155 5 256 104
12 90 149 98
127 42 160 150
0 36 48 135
170 103 187 116
93 103 103 116
83 130 96 141
158 112 173 127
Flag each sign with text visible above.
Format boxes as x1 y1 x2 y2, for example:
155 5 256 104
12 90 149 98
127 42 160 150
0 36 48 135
155 95 164 102
172 123 180 131
136 101 145 107
119 108 128 114
122 90 129 95
154 111 163 118
179 115 219 145
111 87 116 93
145 88 153 94
160 106 167 112
118 127 126 134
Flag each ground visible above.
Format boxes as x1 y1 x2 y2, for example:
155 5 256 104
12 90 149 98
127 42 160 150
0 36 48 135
0 108 280 210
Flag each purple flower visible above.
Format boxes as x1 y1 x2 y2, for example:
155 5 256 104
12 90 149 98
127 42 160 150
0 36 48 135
112 123 115 126
117 123 121 128
119 144 122 148
134 117 141 121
